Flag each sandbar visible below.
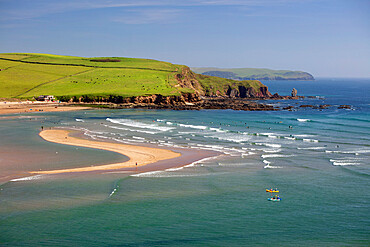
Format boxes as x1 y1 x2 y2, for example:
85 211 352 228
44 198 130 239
32 129 181 174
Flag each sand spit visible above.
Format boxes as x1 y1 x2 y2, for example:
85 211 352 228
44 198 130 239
32 129 181 174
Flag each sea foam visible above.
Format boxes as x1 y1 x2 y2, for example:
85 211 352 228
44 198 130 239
256 143 282 148
264 164 283 169
303 139 319 143
11 175 45 182
178 123 208 130
330 159 362 166
106 118 174 132
261 154 294 158
297 119 311 122
298 146 325 150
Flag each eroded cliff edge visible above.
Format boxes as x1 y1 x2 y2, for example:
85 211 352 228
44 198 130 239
69 67 286 111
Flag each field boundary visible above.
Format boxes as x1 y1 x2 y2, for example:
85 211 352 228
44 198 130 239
16 68 96 97
0 57 178 73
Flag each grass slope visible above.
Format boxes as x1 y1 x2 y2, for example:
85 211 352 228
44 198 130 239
0 53 187 99
0 53 178 71
191 67 314 80
0 53 267 100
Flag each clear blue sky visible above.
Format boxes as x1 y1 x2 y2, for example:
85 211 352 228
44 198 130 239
0 0 369 78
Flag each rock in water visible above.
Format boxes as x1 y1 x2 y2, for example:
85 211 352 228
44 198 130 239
291 88 297 97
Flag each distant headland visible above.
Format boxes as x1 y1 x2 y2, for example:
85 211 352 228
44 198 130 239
191 67 314 81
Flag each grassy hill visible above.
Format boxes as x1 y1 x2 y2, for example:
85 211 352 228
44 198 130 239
0 53 269 101
191 67 314 81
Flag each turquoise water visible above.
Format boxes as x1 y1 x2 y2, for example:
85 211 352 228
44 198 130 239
1 79 369 246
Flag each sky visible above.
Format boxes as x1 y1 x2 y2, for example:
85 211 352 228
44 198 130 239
0 0 369 78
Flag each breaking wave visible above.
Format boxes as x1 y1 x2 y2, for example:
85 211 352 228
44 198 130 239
178 123 208 130
330 158 363 166
264 164 283 169
11 175 45 182
106 118 174 132
303 139 319 143
261 154 294 158
297 147 325 150
297 119 311 122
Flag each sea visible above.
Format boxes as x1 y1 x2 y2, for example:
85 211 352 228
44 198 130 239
0 78 369 246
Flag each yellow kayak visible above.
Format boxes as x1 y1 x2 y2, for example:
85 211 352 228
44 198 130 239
266 189 279 193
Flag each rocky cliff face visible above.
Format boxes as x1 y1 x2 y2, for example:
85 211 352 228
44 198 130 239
174 67 204 96
67 66 276 110
174 67 273 99
133 93 201 105
226 85 272 98
71 92 201 105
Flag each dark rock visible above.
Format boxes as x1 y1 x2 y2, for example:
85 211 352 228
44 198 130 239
227 87 240 97
272 93 280 98
259 87 273 97
319 104 331 109
338 105 351 109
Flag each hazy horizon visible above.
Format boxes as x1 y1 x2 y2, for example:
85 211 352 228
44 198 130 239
0 0 369 78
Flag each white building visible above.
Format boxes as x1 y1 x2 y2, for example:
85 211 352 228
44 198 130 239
37 95 55 101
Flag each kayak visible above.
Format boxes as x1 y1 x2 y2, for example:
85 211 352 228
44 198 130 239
266 189 279 193
268 198 281 202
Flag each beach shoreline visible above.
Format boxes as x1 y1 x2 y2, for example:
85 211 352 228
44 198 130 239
0 101 91 115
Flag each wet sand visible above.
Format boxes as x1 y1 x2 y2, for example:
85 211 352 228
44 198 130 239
32 129 183 174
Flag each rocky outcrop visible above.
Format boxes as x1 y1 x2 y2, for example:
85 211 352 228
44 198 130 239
174 67 204 96
281 104 351 111
226 85 272 98
199 97 276 111
73 95 277 111
338 105 351 109
182 69 275 99
258 86 273 97
292 88 297 97
69 92 202 105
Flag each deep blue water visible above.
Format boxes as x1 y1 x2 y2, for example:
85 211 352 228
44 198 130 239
0 79 369 246
263 78 370 109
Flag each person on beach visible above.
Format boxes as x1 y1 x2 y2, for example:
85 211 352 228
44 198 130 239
136 162 138 170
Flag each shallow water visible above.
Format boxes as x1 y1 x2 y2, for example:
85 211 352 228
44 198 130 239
0 79 369 246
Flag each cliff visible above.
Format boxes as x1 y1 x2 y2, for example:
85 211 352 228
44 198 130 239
173 67 273 99
0 53 277 111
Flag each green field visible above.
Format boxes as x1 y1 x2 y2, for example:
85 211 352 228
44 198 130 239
20 68 177 98
0 62 89 98
0 53 267 100
0 53 188 99
0 53 179 71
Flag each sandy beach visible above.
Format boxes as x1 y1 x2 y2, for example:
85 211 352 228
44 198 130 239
32 129 182 174
0 101 91 115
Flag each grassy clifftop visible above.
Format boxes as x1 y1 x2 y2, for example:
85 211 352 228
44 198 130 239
0 53 269 100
